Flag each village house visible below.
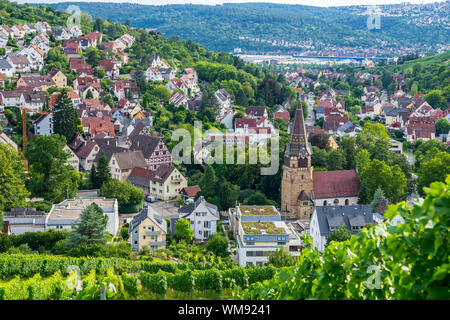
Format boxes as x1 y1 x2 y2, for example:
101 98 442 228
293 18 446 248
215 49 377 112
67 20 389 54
273 104 290 122
214 89 233 110
160 68 176 81
176 196 219 241
229 205 302 267
0 129 18 150
33 112 53 136
16 74 55 91
64 144 80 171
47 68 67 88
2 207 47 235
179 185 201 201
310 205 373 252
129 135 172 170
165 78 188 96
0 59 15 78
109 150 146 181
129 206 167 251
245 106 268 119
70 58 94 75
145 67 164 81
71 139 100 171
98 59 119 79
114 80 140 100
406 116 436 142
7 55 31 74
47 197 119 235
169 92 188 107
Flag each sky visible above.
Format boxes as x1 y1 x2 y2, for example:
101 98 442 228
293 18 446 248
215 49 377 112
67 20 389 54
14 0 448 8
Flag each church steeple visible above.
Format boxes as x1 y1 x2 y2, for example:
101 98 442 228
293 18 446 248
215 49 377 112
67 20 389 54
285 105 311 168
281 103 315 220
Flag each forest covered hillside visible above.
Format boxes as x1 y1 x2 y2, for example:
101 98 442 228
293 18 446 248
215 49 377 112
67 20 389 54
37 2 450 53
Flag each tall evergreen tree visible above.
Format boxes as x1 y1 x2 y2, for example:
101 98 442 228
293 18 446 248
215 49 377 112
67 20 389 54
90 164 98 189
94 151 111 188
370 187 386 212
217 177 237 210
66 202 109 247
52 89 78 144
200 165 217 200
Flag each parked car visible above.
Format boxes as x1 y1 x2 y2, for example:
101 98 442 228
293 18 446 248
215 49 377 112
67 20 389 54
145 195 156 203
221 217 230 225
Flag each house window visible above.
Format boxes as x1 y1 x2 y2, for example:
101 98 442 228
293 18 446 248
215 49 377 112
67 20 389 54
345 199 349 205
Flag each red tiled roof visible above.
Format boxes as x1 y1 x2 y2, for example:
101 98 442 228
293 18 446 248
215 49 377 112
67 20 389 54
313 170 360 199
130 166 155 179
181 185 201 197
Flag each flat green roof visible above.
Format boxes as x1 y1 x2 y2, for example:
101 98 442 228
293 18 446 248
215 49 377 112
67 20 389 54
239 206 278 216
241 222 286 235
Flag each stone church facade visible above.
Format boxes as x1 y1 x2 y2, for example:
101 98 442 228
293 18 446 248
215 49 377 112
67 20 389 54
281 105 361 220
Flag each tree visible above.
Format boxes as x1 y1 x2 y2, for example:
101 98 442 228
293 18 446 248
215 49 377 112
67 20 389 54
425 90 446 110
200 165 217 199
326 225 351 247
327 149 346 170
53 89 78 143
66 203 109 247
244 191 268 205
311 146 328 168
309 133 330 150
0 143 29 213
99 180 144 213
93 18 103 32
341 136 356 169
173 218 193 243
435 118 450 136
93 151 111 188
217 177 237 210
206 234 229 257
358 157 407 204
370 187 386 212
25 134 78 202
267 247 297 267
417 151 450 196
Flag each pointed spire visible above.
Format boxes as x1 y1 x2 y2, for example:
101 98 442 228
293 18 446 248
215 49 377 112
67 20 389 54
290 104 308 144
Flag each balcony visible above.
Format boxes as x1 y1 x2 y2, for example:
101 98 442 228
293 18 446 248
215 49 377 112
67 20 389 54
171 178 183 184
145 230 161 236
150 241 166 247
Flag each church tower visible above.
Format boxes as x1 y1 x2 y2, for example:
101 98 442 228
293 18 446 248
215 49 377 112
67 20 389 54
281 105 314 220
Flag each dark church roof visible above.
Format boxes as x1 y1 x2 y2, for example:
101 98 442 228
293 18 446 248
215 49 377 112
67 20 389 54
284 106 312 170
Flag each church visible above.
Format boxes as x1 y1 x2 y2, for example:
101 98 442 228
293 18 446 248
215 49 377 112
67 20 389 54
281 106 361 220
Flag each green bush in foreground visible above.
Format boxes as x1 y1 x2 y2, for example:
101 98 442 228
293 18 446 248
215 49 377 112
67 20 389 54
236 176 450 300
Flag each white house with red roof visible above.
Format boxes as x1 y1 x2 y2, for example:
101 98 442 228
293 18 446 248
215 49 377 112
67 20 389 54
165 78 188 96
145 67 164 81
169 92 188 107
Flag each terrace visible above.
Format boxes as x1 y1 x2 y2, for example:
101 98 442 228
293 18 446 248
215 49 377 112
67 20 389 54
241 221 286 235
